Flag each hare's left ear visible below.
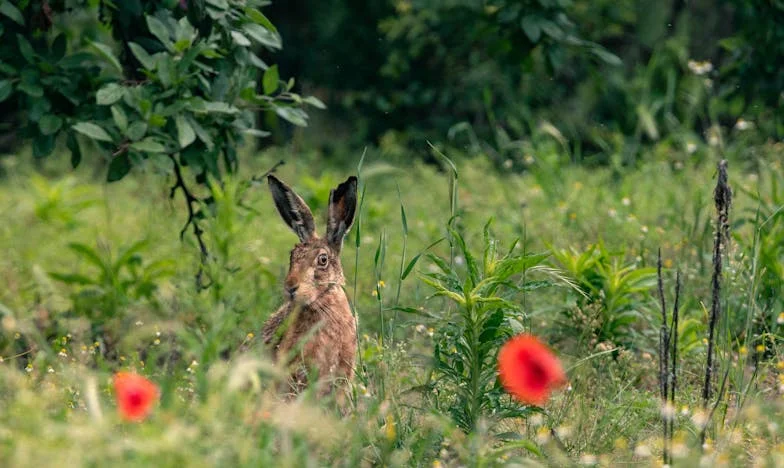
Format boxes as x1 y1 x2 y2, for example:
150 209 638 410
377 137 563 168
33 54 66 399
326 176 358 251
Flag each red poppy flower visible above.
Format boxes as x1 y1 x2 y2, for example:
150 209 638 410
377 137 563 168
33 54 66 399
113 372 159 422
498 334 567 406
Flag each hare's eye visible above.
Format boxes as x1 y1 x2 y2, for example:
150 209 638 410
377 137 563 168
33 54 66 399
317 253 329 267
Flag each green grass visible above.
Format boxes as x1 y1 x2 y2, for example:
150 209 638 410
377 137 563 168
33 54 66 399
1 140 783 466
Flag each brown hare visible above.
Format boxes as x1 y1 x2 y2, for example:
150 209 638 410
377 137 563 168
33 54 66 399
261 174 358 400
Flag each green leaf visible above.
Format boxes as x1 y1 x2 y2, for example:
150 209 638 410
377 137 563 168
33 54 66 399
187 116 213 149
176 115 196 148
262 65 279 94
17 34 36 64
96 83 125 105
245 8 277 32
128 42 155 70
126 121 148 141
0 79 11 102
242 128 271 138
0 1 24 25
107 154 131 182
72 122 113 142
401 253 423 280
521 16 542 43
130 138 167 153
590 46 623 66
111 106 128 132
146 15 172 49
48 272 96 285
67 243 110 275
32 134 55 158
17 82 43 97
231 31 251 47
67 132 82 168
243 23 282 49
89 41 123 73
39 114 63 135
275 106 308 127
303 96 327 110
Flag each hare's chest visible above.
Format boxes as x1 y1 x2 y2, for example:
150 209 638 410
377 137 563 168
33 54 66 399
280 309 356 377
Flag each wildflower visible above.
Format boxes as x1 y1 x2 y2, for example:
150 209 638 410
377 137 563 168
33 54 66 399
528 413 544 426
622 197 631 206
384 414 396 441
378 280 386 288
246 332 255 340
777 361 784 370
503 159 513 169
686 142 697 154
535 426 550 444
415 324 426 334
692 410 709 429
777 312 784 325
661 401 676 420
641 225 649 234
756 344 765 353
634 444 651 458
734 119 753 131
608 208 617 218
739 346 747 356
687 60 713 75
113 372 159 422
498 334 567 406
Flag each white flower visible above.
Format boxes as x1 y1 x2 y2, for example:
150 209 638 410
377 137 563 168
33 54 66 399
734 118 753 131
686 142 697 154
688 60 713 75
634 444 652 458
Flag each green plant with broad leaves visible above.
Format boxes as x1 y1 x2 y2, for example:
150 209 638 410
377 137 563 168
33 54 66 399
48 240 175 322
0 1 319 277
412 219 560 437
550 243 657 350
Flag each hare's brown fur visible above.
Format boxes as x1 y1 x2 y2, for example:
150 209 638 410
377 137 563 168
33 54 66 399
261 175 358 398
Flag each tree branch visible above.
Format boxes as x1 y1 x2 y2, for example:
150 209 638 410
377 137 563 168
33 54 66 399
168 154 212 290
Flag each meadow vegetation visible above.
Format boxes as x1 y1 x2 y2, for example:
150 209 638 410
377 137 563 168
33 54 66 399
2 0 784 466
1 138 783 466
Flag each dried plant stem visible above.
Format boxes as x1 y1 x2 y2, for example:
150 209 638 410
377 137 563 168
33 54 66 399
657 250 681 466
701 159 732 445
657 249 671 465
669 270 681 454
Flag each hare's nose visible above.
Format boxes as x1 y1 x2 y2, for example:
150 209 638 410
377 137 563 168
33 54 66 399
285 284 298 298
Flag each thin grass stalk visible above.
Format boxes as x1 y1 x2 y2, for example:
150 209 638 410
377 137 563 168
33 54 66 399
394 182 408 310
701 159 732 445
352 150 366 380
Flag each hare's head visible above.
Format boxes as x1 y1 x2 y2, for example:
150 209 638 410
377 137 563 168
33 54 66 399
267 174 357 306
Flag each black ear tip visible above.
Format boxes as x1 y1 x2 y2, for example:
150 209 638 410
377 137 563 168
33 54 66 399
267 174 282 186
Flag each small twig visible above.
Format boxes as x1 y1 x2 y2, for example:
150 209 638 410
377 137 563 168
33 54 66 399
251 160 285 183
169 154 212 290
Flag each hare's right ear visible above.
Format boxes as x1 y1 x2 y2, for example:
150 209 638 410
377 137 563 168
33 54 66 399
268 175 316 242
326 176 358 251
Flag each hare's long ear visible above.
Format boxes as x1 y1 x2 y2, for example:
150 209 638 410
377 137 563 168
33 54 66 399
326 176 358 251
268 175 316 242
